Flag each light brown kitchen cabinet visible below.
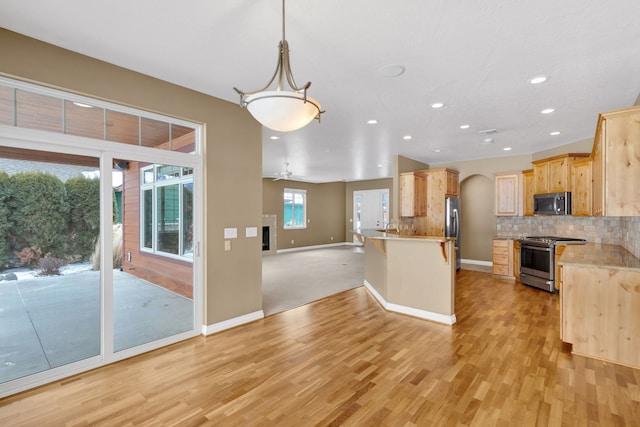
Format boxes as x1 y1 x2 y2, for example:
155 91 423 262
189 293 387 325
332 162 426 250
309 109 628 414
522 169 535 216
494 172 522 216
421 169 459 236
592 105 640 216
492 239 514 278
532 153 590 194
399 172 427 217
570 157 592 216
561 244 640 368
513 240 520 279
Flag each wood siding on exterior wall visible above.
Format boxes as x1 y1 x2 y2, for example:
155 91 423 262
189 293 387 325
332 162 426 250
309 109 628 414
121 133 196 299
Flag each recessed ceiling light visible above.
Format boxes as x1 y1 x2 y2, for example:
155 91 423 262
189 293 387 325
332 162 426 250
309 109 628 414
541 108 555 114
528 75 549 84
367 119 378 125
431 102 444 109
460 124 470 129
73 102 93 108
550 131 561 136
482 138 494 144
403 135 412 140
434 149 441 153
269 136 280 140
503 147 512 151
377 164 383 167
379 64 405 78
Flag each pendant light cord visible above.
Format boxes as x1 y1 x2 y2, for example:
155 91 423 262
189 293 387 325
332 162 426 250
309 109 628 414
282 0 286 42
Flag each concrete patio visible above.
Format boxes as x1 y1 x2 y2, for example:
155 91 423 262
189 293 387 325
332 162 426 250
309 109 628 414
0 269 193 384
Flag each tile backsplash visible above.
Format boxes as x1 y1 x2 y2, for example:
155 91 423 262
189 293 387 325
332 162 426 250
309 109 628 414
497 216 640 258
621 217 640 258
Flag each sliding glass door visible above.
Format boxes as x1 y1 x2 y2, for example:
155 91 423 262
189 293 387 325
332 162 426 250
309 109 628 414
0 76 202 397
0 150 101 383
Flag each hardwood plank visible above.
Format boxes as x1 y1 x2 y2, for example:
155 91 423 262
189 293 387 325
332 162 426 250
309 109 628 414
1 270 639 426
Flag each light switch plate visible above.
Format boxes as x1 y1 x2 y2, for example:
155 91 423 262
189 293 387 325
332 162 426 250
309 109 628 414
224 227 237 239
246 227 258 237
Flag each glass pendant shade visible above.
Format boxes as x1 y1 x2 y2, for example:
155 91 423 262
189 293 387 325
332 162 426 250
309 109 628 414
245 91 321 132
233 0 323 132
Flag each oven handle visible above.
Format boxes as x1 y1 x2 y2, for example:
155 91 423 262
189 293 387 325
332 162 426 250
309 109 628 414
521 244 552 252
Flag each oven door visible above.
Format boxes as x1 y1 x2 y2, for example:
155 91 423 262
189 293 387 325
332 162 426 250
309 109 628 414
520 243 554 280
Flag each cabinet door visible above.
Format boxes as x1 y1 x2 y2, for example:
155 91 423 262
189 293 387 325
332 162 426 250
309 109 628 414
603 113 640 216
399 173 415 217
425 172 445 235
522 169 535 216
571 158 592 216
495 173 520 216
533 162 549 194
592 124 604 216
548 157 569 192
445 170 459 196
400 173 427 217
414 174 427 216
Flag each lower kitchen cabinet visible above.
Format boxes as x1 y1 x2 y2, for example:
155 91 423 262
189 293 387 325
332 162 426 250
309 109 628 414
492 239 514 278
560 243 640 369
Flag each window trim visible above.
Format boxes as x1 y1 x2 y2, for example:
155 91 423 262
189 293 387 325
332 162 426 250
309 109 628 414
283 188 307 230
140 164 194 261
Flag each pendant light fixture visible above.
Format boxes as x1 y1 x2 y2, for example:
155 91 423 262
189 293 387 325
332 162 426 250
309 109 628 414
234 0 323 132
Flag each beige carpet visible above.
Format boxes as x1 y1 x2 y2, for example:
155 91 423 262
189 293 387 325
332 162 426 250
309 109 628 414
262 245 365 316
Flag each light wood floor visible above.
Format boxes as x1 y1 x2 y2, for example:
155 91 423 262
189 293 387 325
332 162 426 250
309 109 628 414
1 270 639 426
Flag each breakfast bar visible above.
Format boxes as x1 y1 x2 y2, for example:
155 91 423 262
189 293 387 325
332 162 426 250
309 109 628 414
354 229 457 325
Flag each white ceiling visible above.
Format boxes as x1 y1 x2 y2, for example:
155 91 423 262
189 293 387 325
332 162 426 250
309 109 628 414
2 0 640 183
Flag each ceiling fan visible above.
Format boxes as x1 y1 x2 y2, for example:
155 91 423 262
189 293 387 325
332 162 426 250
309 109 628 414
273 162 294 181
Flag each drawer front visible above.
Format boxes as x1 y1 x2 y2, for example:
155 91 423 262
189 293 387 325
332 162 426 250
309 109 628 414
493 247 509 256
493 239 509 248
493 264 509 275
493 254 509 266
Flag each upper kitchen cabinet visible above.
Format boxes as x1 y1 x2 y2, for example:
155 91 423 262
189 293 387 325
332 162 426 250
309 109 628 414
532 153 590 194
522 169 535 216
592 106 640 216
495 172 522 216
399 171 427 217
420 168 459 236
570 157 593 216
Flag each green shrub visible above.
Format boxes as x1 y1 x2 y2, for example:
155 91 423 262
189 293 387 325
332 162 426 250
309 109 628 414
0 171 11 269
65 176 100 260
8 171 69 258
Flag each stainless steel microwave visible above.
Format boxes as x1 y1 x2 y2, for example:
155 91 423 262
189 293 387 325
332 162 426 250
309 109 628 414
533 192 571 215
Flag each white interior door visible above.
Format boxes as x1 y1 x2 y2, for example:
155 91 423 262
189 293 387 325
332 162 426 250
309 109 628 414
353 189 389 244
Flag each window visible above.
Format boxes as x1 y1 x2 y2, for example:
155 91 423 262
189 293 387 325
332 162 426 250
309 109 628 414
141 164 194 259
284 188 306 229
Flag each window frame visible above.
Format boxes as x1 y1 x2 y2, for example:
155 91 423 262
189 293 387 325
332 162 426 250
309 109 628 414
140 164 194 261
283 188 307 230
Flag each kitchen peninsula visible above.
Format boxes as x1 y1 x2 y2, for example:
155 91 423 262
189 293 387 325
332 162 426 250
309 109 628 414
354 229 457 325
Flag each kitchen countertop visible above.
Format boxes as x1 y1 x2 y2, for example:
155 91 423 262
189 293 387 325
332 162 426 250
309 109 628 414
353 229 455 243
558 243 640 271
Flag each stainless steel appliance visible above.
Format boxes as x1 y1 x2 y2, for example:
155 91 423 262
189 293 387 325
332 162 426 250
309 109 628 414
533 192 572 215
445 197 461 270
519 236 586 293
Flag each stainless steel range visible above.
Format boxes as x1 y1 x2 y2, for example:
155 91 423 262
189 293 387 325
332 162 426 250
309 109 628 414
519 236 587 293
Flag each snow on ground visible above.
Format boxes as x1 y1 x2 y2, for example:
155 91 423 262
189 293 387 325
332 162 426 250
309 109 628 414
4 263 94 281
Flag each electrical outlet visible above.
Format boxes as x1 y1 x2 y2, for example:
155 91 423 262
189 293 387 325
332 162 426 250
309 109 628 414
331 236 334 241
224 240 231 251
291 240 294 244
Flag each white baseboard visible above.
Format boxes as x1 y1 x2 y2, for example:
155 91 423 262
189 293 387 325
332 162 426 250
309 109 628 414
277 242 348 254
363 280 456 325
201 310 264 335
461 258 492 267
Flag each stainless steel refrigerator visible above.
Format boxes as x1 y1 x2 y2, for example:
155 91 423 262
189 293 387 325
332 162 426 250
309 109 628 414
445 197 461 270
